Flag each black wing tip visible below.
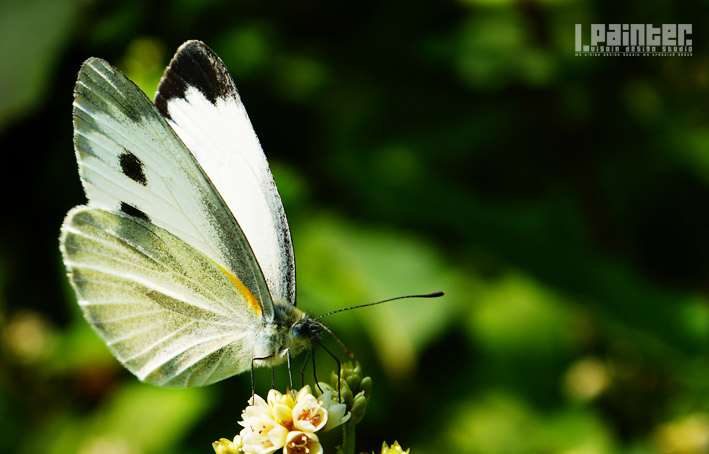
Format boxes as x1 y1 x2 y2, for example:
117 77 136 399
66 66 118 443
155 39 237 119
176 39 212 54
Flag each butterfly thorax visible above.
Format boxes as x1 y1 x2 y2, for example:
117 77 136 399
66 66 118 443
253 303 321 367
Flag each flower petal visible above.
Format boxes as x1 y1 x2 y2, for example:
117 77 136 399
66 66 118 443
272 403 294 428
318 391 350 431
249 394 268 409
295 385 313 402
268 389 296 409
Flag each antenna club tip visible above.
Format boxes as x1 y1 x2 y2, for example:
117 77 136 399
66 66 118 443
429 291 445 298
346 351 355 359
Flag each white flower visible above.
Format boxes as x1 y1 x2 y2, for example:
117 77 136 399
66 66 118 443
267 389 296 428
292 392 327 432
317 390 350 431
284 431 322 454
239 395 289 454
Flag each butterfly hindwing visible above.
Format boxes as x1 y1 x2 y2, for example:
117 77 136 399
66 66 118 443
72 56 274 320
155 40 296 306
60 207 259 386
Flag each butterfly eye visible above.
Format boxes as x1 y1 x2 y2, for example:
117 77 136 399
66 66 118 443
292 322 310 340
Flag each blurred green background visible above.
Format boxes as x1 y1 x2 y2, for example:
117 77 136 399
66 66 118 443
1 0 708 453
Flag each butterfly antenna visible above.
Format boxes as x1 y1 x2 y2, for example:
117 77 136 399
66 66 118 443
313 291 445 322
311 292 443 402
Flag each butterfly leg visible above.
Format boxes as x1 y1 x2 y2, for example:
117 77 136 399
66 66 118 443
250 357 257 401
299 348 312 388
286 349 294 390
314 341 342 402
251 354 276 399
250 357 255 401
311 347 322 394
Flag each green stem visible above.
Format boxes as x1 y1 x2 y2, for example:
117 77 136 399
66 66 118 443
341 420 356 454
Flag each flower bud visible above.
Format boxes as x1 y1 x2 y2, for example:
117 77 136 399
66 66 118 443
212 435 243 454
379 440 410 454
350 390 369 424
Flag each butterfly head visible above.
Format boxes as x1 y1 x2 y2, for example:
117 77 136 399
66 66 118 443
291 316 324 343
267 304 324 359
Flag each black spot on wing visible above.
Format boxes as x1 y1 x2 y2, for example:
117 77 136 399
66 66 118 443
155 40 238 119
119 151 147 186
120 202 150 223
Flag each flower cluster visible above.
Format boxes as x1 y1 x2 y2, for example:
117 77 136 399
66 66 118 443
379 441 410 454
212 363 405 454
218 386 350 454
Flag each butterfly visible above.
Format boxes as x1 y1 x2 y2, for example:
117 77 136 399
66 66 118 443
60 40 442 388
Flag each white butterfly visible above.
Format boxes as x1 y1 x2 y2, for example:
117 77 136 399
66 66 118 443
60 40 317 387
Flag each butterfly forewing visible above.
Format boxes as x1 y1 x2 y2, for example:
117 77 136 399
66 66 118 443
155 40 296 306
71 56 274 319
61 207 259 386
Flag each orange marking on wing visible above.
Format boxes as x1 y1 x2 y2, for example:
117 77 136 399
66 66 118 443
215 263 261 316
